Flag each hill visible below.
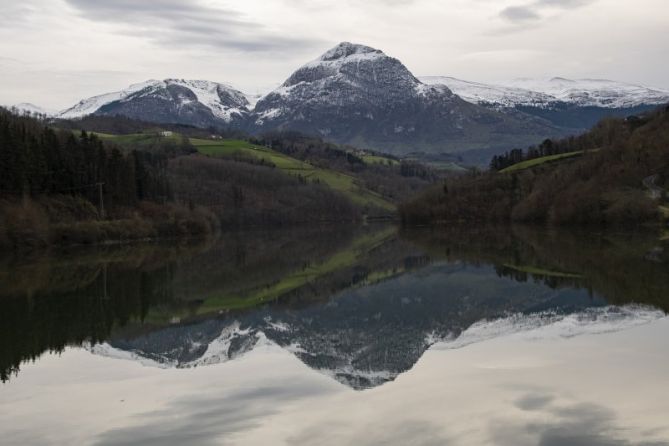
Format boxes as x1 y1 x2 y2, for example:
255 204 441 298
400 105 669 226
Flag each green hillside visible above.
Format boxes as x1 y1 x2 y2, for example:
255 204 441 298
190 138 395 211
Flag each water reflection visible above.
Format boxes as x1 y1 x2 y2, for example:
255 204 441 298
1 225 668 387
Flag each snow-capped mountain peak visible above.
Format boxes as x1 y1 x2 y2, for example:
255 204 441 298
253 42 455 129
58 79 250 125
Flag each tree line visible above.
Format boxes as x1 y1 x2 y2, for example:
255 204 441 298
0 108 170 209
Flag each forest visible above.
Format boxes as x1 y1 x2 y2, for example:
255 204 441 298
400 105 669 226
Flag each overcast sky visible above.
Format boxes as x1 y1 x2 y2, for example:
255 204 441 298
1 0 668 110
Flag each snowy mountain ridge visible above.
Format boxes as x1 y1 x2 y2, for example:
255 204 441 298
420 76 669 109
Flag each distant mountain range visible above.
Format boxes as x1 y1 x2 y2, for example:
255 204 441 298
11 42 669 156
421 76 669 130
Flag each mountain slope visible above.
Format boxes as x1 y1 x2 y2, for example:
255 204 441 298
251 42 563 155
59 79 251 128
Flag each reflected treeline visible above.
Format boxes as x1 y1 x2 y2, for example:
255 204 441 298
402 225 669 312
2 224 668 383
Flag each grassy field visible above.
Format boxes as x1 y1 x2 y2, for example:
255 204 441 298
191 138 395 211
500 151 586 173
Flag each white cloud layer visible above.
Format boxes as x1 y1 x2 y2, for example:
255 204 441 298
0 0 667 109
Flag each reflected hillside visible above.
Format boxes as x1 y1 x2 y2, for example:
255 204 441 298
1 225 668 387
403 226 669 312
0 225 419 382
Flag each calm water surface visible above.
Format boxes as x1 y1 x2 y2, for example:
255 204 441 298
1 225 668 445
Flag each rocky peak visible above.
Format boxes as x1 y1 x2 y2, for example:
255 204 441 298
319 42 382 61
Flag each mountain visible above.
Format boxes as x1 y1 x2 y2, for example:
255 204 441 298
51 44 669 156
421 76 669 130
252 42 562 155
59 79 251 128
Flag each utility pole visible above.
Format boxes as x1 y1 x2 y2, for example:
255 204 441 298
97 182 105 218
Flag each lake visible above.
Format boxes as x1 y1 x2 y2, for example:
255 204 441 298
1 225 668 445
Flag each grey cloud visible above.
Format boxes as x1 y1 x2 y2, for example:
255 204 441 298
500 6 541 22
499 0 596 23
93 383 334 446
515 393 554 411
63 0 321 53
491 393 669 446
289 419 452 446
538 0 593 7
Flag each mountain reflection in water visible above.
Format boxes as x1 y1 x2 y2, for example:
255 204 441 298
1 225 668 388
